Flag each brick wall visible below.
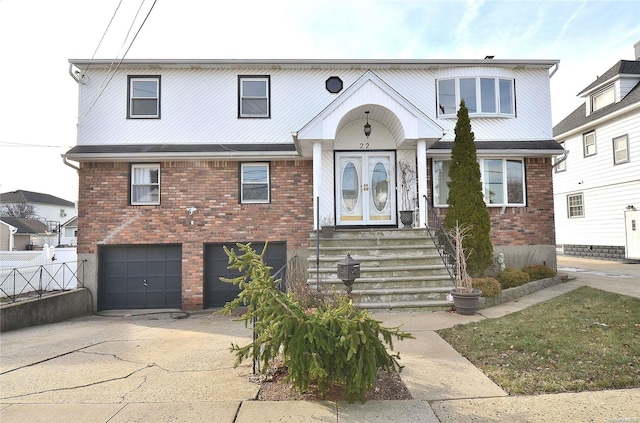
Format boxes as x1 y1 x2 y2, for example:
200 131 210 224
428 157 556 246
78 159 314 310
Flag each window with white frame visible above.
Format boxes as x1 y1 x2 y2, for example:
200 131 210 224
591 84 615 113
128 76 160 118
583 131 596 157
437 77 514 117
613 135 629 164
432 158 525 207
567 193 584 218
238 76 270 118
240 163 270 203
131 164 160 205
555 141 566 172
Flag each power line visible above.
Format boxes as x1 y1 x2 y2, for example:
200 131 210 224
0 142 73 148
80 0 159 121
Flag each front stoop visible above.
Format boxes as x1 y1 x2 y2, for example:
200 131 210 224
307 228 454 311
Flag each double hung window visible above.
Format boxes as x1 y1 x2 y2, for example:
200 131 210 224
437 77 514 117
239 76 270 118
240 163 270 203
613 135 629 164
567 193 584 218
583 131 596 157
131 164 160 205
128 76 160 118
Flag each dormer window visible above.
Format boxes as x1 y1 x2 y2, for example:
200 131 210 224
590 84 615 112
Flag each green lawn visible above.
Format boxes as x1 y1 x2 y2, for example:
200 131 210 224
437 286 640 395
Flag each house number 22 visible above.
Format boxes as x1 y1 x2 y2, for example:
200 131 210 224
359 143 369 149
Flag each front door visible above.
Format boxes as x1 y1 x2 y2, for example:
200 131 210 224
625 210 640 259
335 151 396 226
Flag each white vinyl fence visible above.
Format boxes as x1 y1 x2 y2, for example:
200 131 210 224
0 246 80 300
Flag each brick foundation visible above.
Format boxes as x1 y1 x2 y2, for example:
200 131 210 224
78 159 314 310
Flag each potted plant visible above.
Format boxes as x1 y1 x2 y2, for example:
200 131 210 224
398 159 416 228
448 222 482 315
321 215 335 238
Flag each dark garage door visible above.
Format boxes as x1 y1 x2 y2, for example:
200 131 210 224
204 242 286 308
99 245 182 310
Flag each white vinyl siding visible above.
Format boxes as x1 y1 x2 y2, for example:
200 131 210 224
553 110 640 249
240 163 270 203
128 76 159 118
131 164 160 205
76 66 553 146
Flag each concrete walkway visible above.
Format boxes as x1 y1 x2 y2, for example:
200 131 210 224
1 256 638 422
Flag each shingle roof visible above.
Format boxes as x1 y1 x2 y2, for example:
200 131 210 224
0 190 75 207
0 217 48 234
578 60 640 96
429 139 563 153
553 82 640 137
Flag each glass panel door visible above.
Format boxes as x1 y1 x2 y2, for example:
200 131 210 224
336 152 395 226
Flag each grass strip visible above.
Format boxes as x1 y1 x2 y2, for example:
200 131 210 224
437 286 640 395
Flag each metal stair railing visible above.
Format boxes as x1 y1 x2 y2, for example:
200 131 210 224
423 195 455 282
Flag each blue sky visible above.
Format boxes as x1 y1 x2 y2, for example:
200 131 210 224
1 0 639 203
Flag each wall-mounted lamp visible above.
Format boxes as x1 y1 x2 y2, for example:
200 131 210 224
627 205 636 210
363 111 372 138
186 207 198 226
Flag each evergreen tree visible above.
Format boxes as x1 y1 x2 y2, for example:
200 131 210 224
443 100 493 276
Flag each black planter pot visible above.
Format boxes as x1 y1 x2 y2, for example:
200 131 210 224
450 288 482 315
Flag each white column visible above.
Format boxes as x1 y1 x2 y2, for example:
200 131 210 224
312 140 323 230
417 139 428 228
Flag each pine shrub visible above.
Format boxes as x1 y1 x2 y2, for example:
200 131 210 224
221 243 413 402
522 264 556 281
472 277 502 298
443 100 493 276
496 268 531 289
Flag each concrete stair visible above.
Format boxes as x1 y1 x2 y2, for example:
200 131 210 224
307 228 454 311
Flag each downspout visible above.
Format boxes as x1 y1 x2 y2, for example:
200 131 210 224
549 62 559 79
552 150 568 169
62 155 80 171
68 63 80 83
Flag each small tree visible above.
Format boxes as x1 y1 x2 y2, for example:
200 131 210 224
444 100 493 275
221 243 412 402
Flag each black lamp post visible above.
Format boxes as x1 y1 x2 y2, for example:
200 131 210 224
337 253 360 294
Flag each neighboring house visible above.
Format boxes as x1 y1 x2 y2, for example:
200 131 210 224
0 220 17 251
553 42 640 261
0 190 77 234
59 216 78 246
0 217 50 250
64 58 563 311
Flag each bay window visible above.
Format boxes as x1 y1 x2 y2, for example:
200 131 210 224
437 77 515 117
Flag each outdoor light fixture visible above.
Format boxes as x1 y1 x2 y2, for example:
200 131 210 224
363 111 372 138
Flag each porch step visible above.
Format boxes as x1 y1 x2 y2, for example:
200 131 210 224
307 228 454 311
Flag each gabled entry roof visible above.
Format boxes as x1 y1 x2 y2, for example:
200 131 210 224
294 70 443 157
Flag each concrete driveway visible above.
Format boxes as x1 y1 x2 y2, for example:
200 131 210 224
0 311 260 422
1 256 639 422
